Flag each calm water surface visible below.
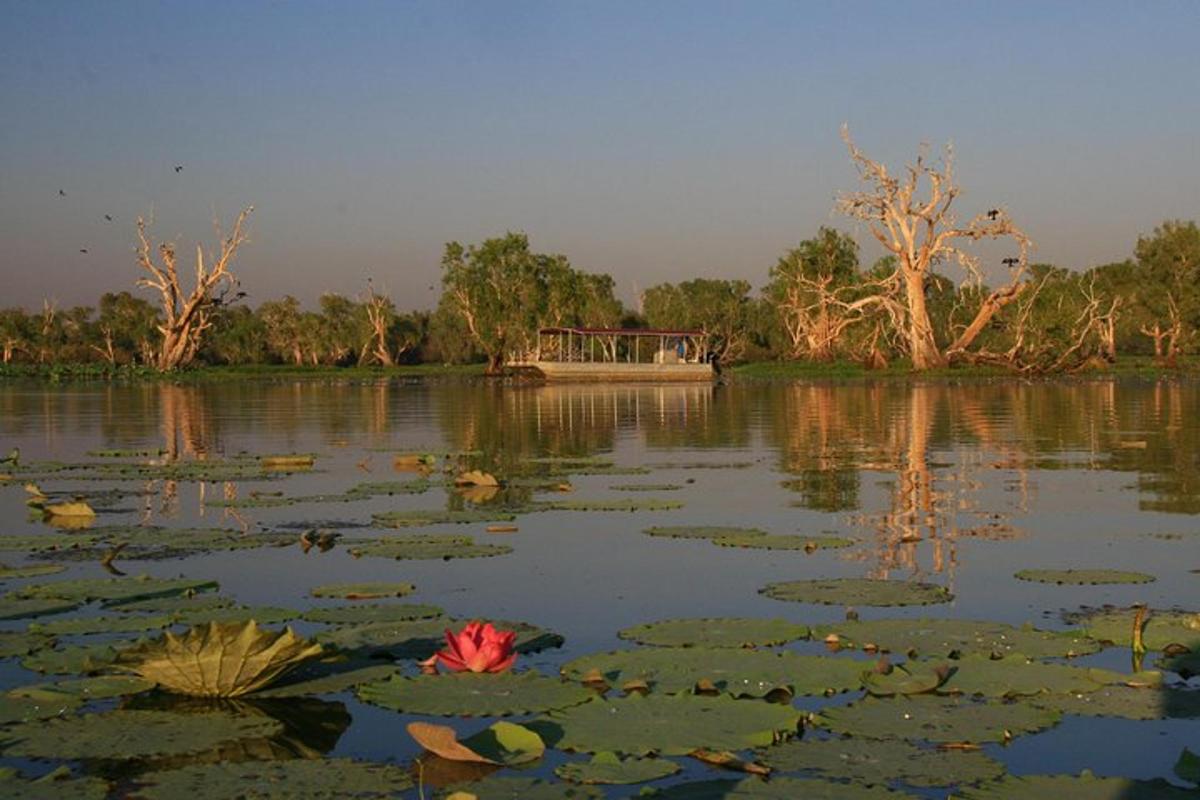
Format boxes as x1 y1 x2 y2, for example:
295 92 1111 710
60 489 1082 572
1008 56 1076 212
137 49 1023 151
1 377 1197 796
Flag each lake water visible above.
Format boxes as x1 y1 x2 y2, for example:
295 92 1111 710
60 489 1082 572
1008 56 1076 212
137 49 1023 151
1 377 1197 797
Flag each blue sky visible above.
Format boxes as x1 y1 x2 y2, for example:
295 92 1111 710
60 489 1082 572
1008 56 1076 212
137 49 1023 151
2 1 1197 308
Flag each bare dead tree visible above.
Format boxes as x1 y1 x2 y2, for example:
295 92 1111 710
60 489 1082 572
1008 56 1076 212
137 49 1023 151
359 285 397 367
91 324 117 365
135 207 253 371
837 126 1032 369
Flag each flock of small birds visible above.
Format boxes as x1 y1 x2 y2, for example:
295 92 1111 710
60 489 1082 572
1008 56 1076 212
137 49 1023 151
60 165 183 255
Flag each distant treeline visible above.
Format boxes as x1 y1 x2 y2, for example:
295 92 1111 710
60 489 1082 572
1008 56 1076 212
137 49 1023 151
1 220 1198 375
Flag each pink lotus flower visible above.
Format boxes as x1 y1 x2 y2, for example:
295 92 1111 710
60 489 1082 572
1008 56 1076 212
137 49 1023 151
420 621 516 674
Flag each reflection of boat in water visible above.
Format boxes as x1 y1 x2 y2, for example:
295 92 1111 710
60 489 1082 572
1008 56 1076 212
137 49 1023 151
511 327 714 382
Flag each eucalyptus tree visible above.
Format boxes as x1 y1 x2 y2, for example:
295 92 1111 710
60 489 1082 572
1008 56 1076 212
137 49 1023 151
0 308 31 364
1133 220 1200 361
766 227 864 361
95 292 160 364
257 296 306 364
642 278 752 366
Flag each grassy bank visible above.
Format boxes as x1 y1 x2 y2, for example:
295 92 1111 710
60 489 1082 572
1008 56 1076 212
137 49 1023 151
731 356 1200 381
0 362 487 383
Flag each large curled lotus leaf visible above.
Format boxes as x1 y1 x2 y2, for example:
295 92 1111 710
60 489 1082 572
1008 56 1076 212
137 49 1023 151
1014 569 1156 585
644 525 769 540
408 720 544 766
537 693 802 756
0 563 65 579
953 772 1200 799
941 655 1120 698
15 574 220 607
0 595 81 620
21 640 129 674
254 661 400 698
1079 608 1200 650
0 629 53 658
9 674 156 703
349 535 513 561
758 736 1006 788
437 776 604 799
302 602 444 625
114 621 325 697
561 647 864 697
129 757 414 799
358 670 593 716
1 708 283 759
711 534 855 551
0 767 109 800
761 578 952 607
815 695 1060 743
617 617 810 648
319 617 563 660
815 618 1100 659
310 581 416 599
555 751 681 785
0 691 82 724
633 776 906 798
373 509 516 528
537 498 683 512
31 612 174 636
1031 685 1200 720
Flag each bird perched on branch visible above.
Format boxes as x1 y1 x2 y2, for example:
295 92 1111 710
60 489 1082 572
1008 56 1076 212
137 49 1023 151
1001 257 1020 268
987 209 1000 220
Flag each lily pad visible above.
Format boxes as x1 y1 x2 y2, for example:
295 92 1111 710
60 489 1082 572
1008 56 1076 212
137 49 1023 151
358 670 593 716
0 595 81 620
113 593 236 614
761 578 952 607
21 640 128 674
618 618 810 649
16 574 219 607
311 582 416 600
172 605 300 627
1015 569 1155 585
611 484 683 492
302 603 444 625
409 720 544 765
373 509 517 528
131 758 413 799
561 648 863 697
641 777 905 798
941 655 1120 698
0 629 54 658
9 675 156 702
255 662 400 698
954 772 1200 799
538 499 683 512
644 526 768 540
815 695 1061 743
1079 608 1200 650
0 563 65 579
1157 649 1200 678
555 752 681 785
1 708 283 758
438 776 603 799
1031 685 1200 720
815 618 1099 659
319 618 563 660
349 535 513 561
712 534 854 551
0 767 109 800
863 662 953 697
31 613 174 636
539 693 802 755
0 692 82 724
759 737 1005 788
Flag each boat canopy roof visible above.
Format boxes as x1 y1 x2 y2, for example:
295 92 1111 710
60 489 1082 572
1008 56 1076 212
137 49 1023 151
539 327 706 338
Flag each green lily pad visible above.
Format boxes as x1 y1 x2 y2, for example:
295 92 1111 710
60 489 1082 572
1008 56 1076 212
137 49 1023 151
130 758 414 799
358 670 593 716
617 618 810 648
758 737 1005 788
172 605 300 627
561 648 864 697
1079 608 1200 650
761 578 952 607
413 720 545 766
610 484 683 492
0 563 65 579
941 655 1120 697
0 691 82 724
815 618 1100 659
863 662 953 697
20 640 129 674
255 662 401 698
539 693 801 756
0 767 108 800
9 675 156 702
439 777 603 799
31 613 174 636
0 629 54 658
1015 569 1155 585
815 695 1061 743
1031 685 1200 720
633 776 904 798
644 526 769 540
1176 748 1200 786
349 535 513 560
302 603 444 625
954 772 1200 799
319 618 563 660
16 575 219 607
1157 649 1200 678
555 751 681 785
2 708 283 758
0 595 81 620
311 582 416 599
712 534 854 551
373 509 517 528
537 499 683 512
0 533 101 552
112 594 235 614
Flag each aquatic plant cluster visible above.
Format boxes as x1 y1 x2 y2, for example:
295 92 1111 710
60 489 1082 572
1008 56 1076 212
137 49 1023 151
0 431 1197 800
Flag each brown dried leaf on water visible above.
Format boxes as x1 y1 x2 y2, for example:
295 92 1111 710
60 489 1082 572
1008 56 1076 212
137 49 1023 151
457 484 499 504
621 678 650 696
260 454 315 468
43 501 96 519
407 720 544 766
690 749 771 776
486 525 519 534
455 470 499 487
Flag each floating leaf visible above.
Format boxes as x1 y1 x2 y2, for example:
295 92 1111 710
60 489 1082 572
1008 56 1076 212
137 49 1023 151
0 691 81 724
0 629 53 658
16 574 219 607
311 582 416 599
1157 649 1200 678
1079 608 1200 650
31 613 174 636
1031 685 1200 720
618 618 810 649
349 535 512 561
1015 569 1155 585
630 776 901 798
42 501 97 518
0 563 65 579
644 526 769 540
0 767 108 800
408 720 544 765
260 454 316 468
114 593 235 614
941 655 1119 697
302 603 444 625
758 737 1005 788
2 708 283 758
0 595 81 620
562 648 863 697
114 621 325 697
555 752 681 785
814 618 1099 659
9 674 155 702
320 617 562 660
761 578 952 607
954 772 1199 799
540 693 802 756
538 499 683 512
864 662 952 697
21 640 127 674
815 695 1060 743
455 470 500 487
712 534 854 551
1176 748 1200 786
255 662 400 698
439 777 603 799
373 509 516 528
358 670 592 716
611 484 683 492
173 605 300 627
131 758 415 799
